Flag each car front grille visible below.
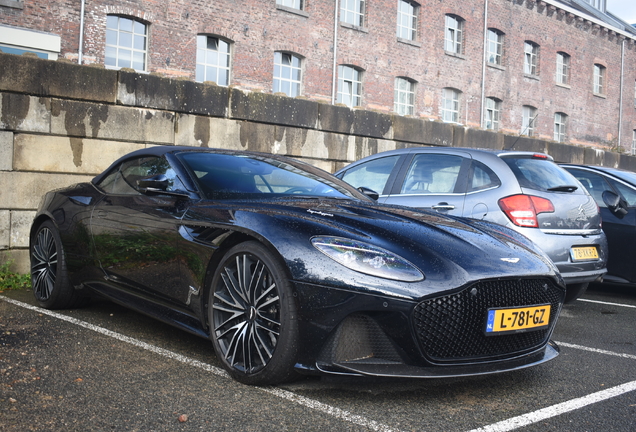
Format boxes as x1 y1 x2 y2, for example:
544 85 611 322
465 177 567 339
413 278 564 363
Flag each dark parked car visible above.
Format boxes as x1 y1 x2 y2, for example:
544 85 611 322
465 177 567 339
31 146 565 385
561 164 636 285
335 147 608 302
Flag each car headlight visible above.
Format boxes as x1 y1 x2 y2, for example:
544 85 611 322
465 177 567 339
311 236 424 282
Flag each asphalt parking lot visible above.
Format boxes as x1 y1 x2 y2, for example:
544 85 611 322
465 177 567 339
1 284 635 432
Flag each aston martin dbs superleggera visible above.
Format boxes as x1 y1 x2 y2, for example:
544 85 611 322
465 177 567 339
30 146 565 385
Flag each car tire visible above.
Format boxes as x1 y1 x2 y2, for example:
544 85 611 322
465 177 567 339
209 241 299 385
30 220 88 309
564 282 589 303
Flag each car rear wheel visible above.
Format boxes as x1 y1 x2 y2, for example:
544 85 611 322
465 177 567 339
30 220 87 309
209 241 299 385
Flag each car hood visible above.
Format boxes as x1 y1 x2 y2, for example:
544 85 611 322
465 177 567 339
183 198 562 300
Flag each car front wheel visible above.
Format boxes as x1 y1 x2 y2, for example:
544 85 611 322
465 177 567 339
209 241 299 385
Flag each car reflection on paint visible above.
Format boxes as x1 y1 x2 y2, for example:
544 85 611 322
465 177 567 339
31 145 565 385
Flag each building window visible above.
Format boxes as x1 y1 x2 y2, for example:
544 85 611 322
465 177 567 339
341 0 365 27
196 35 231 86
583 0 605 11
397 0 418 41
394 77 415 116
522 106 537 136
337 65 362 107
487 29 504 65
524 41 539 76
554 112 568 142
444 15 464 55
0 25 60 60
441 88 460 123
273 52 302 97
484 98 501 131
556 52 570 85
276 0 303 10
593 64 606 95
105 15 147 71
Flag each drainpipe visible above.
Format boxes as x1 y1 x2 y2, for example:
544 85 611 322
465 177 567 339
78 0 86 64
618 38 625 151
331 0 339 105
480 0 489 128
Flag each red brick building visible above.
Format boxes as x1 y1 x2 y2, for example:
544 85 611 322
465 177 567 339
2 0 636 152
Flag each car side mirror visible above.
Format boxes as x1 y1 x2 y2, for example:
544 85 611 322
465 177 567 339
357 186 379 201
138 175 190 198
602 190 628 218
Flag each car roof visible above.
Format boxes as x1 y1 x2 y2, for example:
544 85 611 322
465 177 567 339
561 164 636 187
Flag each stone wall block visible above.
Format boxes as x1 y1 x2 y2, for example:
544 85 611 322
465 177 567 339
392 116 452 146
0 94 51 132
0 210 9 249
318 103 355 134
0 132 13 171
118 71 228 117
13 135 143 175
618 154 636 172
10 210 36 248
0 172 95 209
547 142 585 163
51 100 174 143
502 136 547 153
0 53 117 102
462 128 505 150
352 110 394 140
230 89 319 128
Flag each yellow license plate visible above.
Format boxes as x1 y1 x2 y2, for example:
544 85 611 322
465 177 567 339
485 304 551 334
571 246 599 261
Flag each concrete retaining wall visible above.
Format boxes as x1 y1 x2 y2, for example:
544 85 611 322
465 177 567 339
2 52 636 273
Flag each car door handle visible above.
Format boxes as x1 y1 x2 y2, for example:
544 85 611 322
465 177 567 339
431 202 455 211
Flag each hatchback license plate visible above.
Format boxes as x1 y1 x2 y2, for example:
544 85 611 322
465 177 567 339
485 305 551 334
571 246 599 261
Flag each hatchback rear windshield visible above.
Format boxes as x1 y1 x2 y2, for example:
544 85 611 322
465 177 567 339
501 156 579 192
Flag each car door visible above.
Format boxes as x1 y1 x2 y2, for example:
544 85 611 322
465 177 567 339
337 154 407 202
382 151 471 216
565 167 636 283
90 155 192 304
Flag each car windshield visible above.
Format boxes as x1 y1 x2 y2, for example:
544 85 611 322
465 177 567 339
177 152 368 201
502 156 579 192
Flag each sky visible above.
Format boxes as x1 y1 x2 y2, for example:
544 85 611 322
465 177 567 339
606 0 636 25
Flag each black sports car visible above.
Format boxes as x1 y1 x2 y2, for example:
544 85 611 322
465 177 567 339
30 146 565 385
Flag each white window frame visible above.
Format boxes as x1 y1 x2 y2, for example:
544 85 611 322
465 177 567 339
341 0 365 27
522 105 537 137
0 25 60 59
593 64 606 95
524 41 539 76
397 0 418 41
276 0 303 10
444 15 463 55
556 52 570 85
554 112 568 142
487 29 503 65
441 88 460 123
394 77 415 116
105 15 147 71
195 35 231 86
273 52 302 97
337 65 362 107
484 98 501 131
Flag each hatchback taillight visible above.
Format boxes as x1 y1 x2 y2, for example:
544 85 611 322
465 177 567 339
498 195 555 228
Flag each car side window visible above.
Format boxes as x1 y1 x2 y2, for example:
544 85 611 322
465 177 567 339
96 156 184 195
339 155 400 195
567 169 612 207
608 179 636 207
469 161 501 192
400 154 463 194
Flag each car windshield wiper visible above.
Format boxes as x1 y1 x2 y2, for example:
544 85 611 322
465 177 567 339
547 185 578 192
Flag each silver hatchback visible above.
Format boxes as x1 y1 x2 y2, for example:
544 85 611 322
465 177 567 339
335 147 607 302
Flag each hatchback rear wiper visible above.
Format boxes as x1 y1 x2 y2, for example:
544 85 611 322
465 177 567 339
547 185 578 192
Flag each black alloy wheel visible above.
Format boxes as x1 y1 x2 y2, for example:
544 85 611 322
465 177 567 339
30 221 85 309
209 241 298 385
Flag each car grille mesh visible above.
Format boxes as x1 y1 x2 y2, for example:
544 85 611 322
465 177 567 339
413 278 563 363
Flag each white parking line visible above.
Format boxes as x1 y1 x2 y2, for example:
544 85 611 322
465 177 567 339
578 298 636 309
466 380 636 432
556 341 636 361
0 296 402 432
